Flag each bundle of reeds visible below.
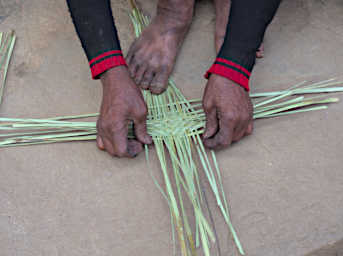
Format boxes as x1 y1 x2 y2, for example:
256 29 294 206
1 4 343 256
0 78 341 148
0 30 16 105
0 77 341 147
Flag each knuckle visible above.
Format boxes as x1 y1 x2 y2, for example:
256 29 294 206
134 56 143 66
161 64 169 71
151 86 165 95
223 112 237 122
141 77 149 85
100 121 119 135
151 78 165 87
135 78 143 85
202 100 213 111
160 64 170 75
142 74 152 83
149 61 159 70
140 83 149 89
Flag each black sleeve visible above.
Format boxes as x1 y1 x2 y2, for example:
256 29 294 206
66 0 127 79
205 0 282 91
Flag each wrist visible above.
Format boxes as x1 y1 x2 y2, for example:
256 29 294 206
209 73 249 96
100 66 130 89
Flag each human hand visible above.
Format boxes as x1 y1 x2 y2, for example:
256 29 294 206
202 74 253 150
97 66 152 157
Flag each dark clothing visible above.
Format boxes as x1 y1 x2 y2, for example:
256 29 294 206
66 0 125 79
67 0 282 90
205 0 281 90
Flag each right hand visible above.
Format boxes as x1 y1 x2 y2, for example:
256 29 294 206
97 66 152 158
202 74 253 150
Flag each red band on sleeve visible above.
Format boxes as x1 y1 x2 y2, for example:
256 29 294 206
90 55 127 79
205 60 250 91
215 58 251 77
89 52 127 79
89 50 123 65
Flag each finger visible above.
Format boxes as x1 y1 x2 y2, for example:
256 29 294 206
127 140 144 158
126 40 137 65
126 52 133 66
111 120 130 158
149 67 169 95
96 136 105 150
245 121 254 135
256 43 264 58
204 117 234 150
133 117 152 145
232 121 246 142
141 70 155 90
102 137 116 156
256 51 263 58
203 108 218 139
135 64 148 86
128 60 139 79
232 116 250 142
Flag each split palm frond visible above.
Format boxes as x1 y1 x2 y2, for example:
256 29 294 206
0 30 16 105
0 4 342 256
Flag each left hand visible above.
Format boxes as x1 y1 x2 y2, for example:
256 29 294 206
202 74 254 150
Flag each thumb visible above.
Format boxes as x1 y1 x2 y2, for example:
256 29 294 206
96 136 105 150
203 108 218 139
127 140 144 158
133 117 152 145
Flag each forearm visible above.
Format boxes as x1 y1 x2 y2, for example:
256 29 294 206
66 0 126 79
206 0 282 91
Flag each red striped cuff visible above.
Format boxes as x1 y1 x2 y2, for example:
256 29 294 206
205 58 251 91
89 50 127 79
